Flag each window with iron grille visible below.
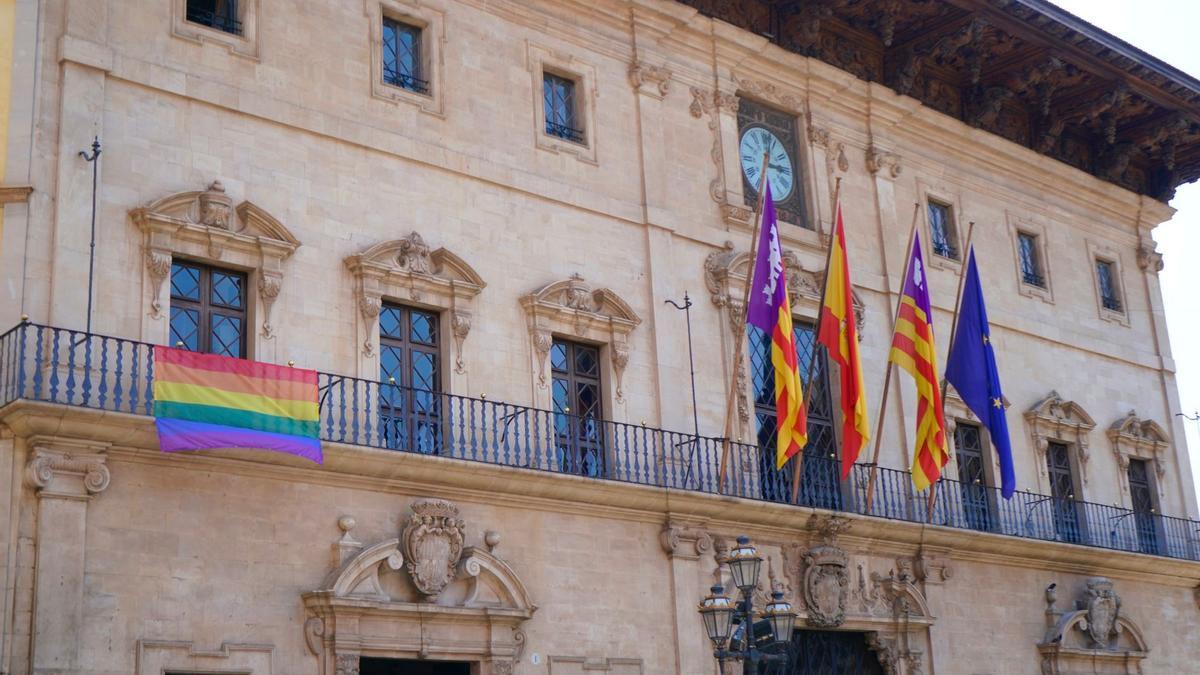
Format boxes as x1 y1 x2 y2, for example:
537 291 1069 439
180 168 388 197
1045 441 1081 544
169 260 247 359
953 422 993 531
382 17 428 94
543 72 584 143
1127 458 1161 554
1095 259 1123 312
378 304 441 454
551 339 604 477
927 200 959 260
1017 232 1045 288
185 0 242 35
749 321 838 509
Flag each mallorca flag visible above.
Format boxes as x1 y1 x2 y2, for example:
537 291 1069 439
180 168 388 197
818 202 869 479
153 347 323 463
889 233 948 490
746 182 807 470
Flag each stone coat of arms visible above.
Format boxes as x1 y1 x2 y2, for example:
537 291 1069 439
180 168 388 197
402 498 465 601
802 544 849 627
1080 577 1121 647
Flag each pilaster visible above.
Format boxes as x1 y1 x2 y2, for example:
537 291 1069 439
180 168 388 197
26 438 110 671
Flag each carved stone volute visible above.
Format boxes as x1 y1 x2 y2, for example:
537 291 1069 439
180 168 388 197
401 498 466 601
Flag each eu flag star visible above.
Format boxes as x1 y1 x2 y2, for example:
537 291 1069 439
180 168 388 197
992 397 1003 408
982 334 990 345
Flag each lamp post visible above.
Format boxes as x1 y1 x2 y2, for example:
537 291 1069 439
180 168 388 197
698 536 796 671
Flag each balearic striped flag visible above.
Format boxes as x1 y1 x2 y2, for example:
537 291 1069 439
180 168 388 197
889 233 948 490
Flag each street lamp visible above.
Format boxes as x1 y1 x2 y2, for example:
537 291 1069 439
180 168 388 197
697 536 795 669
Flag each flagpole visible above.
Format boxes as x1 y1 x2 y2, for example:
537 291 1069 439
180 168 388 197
718 151 772 492
789 177 842 504
925 220 976 523
863 202 920 514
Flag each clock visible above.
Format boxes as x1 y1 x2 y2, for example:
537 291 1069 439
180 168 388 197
740 126 795 201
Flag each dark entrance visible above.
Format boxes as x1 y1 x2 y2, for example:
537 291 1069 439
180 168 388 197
359 657 472 675
754 630 886 674
1045 441 1082 543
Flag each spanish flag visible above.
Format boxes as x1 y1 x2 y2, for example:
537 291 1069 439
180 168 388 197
746 182 807 469
818 202 869 478
889 233 948 490
153 347 323 463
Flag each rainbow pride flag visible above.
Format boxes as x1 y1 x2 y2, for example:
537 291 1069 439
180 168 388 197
153 347 322 463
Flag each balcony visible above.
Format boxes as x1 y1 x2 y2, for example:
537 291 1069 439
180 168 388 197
1 322 1197 561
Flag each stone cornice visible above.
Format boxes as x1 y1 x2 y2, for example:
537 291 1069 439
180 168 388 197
3 401 1197 587
0 185 34 205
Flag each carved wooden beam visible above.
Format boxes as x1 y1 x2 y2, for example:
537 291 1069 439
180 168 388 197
887 16 987 96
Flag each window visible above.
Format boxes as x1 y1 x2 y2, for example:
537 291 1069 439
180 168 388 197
1045 441 1082 544
382 17 428 94
169 261 247 358
543 73 584 143
551 339 604 477
749 321 838 509
1095 259 1123 312
1127 459 1161 554
378 303 441 454
953 422 993 531
1017 232 1045 288
185 0 241 35
927 200 959 260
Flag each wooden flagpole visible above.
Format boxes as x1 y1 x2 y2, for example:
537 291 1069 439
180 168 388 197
926 220 976 523
863 202 921 514
789 177 842 504
718 152 772 492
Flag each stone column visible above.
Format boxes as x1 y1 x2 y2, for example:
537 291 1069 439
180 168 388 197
26 439 110 671
660 523 717 675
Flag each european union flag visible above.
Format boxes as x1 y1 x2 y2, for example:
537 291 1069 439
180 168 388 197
945 248 1015 498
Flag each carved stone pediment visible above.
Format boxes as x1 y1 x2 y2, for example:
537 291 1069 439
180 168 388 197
131 181 301 341
521 274 641 401
344 232 485 370
1025 391 1096 482
303 499 534 675
1107 411 1170 481
1039 577 1146 674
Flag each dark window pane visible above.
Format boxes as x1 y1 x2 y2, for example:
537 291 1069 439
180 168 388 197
550 341 568 372
169 307 200 351
928 201 958 260
380 306 403 339
378 303 441 454
411 351 437 392
1096 260 1122 311
210 315 242 358
186 0 242 35
170 263 200 301
210 271 244 309
1018 233 1045 287
543 73 584 143
382 18 427 93
574 344 599 377
551 338 605 477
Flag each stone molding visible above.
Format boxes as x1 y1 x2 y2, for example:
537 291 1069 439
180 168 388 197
135 640 274 675
520 274 640 401
628 60 671 99
1107 412 1170 490
659 522 713 560
1039 577 1147 674
25 441 110 500
366 0 447 116
527 41 599 164
1025 391 1096 484
343 231 485 370
0 185 34 205
170 0 261 60
303 499 534 674
130 180 301 342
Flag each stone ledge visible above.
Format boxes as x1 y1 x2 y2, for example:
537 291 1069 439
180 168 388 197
3 399 1198 585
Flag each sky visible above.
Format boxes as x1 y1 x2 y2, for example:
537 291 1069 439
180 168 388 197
1046 0 1200 506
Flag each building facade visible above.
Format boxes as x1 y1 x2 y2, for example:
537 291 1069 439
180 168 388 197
1 0 1199 673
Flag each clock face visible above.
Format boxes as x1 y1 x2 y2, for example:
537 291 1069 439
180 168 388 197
739 127 795 201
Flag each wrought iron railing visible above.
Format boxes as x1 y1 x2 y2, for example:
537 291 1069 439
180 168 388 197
545 121 585 144
1 322 1197 561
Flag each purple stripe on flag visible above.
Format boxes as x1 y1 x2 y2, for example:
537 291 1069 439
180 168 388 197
155 418 323 464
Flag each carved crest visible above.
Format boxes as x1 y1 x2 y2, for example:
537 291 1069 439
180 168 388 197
401 498 466 600
1081 577 1120 648
801 544 849 627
